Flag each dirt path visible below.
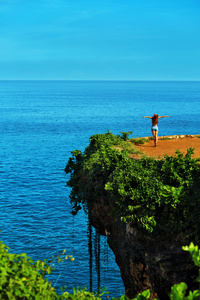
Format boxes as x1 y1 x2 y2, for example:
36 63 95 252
132 135 200 159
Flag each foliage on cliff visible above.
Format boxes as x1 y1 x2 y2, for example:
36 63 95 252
65 131 200 238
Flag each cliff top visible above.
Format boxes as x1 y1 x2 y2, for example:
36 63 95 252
129 134 200 160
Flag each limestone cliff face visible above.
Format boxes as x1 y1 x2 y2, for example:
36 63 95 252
89 197 198 300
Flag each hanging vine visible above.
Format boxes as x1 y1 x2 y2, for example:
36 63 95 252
87 216 93 292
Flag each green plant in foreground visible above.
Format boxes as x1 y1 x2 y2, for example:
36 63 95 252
0 240 57 299
62 287 108 300
1 234 200 299
0 239 75 300
0 236 111 300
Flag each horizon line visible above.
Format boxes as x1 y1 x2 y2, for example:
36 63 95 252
0 79 200 82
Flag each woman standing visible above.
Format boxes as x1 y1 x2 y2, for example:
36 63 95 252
143 114 170 147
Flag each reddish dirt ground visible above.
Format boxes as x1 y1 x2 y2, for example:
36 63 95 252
132 135 200 159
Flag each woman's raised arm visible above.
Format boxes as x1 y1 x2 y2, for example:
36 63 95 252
158 116 170 118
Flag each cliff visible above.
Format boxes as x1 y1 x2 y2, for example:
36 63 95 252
89 195 198 299
65 132 200 299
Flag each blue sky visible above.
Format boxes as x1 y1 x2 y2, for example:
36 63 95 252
0 0 200 80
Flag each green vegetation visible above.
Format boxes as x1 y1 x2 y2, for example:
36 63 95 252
0 239 76 299
65 131 200 237
0 235 154 299
160 137 172 140
0 238 107 300
0 239 58 299
119 131 133 141
129 137 149 145
1 237 200 300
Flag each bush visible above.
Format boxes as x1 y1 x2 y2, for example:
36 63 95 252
0 238 109 300
0 240 59 299
119 131 133 141
129 138 149 145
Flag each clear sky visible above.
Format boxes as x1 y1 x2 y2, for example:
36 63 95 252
0 0 200 80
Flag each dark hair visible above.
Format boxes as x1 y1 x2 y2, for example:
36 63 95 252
152 114 158 124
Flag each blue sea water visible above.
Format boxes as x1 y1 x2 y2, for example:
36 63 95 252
0 80 200 297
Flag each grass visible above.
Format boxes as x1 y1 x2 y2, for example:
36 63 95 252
113 137 145 155
160 137 172 141
129 137 150 145
115 140 141 154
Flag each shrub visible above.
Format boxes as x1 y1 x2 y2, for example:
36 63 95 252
0 240 59 299
129 138 149 145
119 131 133 141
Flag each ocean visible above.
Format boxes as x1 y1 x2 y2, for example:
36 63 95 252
0 80 200 297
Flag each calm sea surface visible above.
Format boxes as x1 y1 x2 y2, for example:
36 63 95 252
0 80 200 296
